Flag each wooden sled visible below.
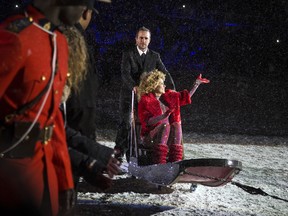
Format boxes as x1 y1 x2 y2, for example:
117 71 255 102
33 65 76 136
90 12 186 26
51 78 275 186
127 91 242 187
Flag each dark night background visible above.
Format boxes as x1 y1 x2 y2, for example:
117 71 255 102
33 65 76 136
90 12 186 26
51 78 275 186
1 0 288 138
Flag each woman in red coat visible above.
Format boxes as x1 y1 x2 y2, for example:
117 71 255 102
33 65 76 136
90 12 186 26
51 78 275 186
137 70 209 164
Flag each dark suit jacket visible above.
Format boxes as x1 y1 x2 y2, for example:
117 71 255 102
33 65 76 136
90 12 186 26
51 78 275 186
121 46 175 91
66 126 114 176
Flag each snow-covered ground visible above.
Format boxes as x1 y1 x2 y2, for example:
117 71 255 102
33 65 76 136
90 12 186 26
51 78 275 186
76 139 288 216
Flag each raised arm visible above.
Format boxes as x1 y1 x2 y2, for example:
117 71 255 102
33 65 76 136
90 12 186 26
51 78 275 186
189 74 210 97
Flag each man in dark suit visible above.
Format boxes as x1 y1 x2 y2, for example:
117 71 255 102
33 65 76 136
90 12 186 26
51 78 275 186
63 0 120 197
115 26 175 162
66 0 99 141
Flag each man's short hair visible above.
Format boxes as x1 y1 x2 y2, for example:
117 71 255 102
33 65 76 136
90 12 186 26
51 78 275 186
136 26 151 37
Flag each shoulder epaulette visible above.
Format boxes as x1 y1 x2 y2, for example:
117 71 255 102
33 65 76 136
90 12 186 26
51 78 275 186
6 17 33 33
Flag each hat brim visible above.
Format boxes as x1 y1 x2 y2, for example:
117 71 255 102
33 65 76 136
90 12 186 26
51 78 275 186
92 7 99 14
93 0 111 14
97 0 111 3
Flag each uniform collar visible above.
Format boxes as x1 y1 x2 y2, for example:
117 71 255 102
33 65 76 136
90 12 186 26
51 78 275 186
26 5 58 32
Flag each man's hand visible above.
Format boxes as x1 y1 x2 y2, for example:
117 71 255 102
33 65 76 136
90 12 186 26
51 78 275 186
133 86 138 94
84 172 113 191
84 157 119 190
105 157 121 178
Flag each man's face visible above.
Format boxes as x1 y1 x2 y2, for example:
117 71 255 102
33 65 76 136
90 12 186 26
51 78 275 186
59 6 86 26
81 9 93 30
135 30 151 51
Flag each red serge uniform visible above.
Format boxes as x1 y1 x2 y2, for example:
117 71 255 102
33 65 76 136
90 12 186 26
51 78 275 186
138 89 191 137
0 6 73 215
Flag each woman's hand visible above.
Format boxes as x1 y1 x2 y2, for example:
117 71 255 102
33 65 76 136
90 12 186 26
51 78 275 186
195 74 210 85
189 74 210 97
147 109 174 126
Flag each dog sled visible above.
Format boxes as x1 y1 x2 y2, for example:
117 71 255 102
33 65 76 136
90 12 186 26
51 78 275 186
125 90 242 188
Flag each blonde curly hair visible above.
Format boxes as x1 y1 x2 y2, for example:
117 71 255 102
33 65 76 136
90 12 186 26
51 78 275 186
137 69 166 101
63 26 88 93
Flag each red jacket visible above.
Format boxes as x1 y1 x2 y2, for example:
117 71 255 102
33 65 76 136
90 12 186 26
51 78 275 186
138 89 191 137
0 6 73 214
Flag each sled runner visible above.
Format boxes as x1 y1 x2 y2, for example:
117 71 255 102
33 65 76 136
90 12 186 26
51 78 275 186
127 90 242 187
174 158 242 187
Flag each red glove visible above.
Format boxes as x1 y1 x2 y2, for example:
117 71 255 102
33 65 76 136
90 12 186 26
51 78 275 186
196 74 210 84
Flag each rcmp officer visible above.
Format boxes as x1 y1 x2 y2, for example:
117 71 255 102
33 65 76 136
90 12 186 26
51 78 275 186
0 0 88 215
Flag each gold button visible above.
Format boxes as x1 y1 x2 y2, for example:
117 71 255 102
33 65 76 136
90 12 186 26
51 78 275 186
67 73 71 77
43 22 51 31
29 17 33 22
41 76 46 81
55 90 58 94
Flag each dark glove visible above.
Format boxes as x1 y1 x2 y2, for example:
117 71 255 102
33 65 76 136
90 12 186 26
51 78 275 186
83 159 114 190
105 157 121 178
58 189 76 216
83 172 113 191
86 158 106 174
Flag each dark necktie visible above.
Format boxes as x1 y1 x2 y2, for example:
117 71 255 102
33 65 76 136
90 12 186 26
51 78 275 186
141 53 146 64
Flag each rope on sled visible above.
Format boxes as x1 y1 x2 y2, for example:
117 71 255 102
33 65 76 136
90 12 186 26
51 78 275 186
231 181 288 203
183 169 288 203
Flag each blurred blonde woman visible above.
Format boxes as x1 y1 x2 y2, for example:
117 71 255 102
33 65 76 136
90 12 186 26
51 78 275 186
137 69 209 164
62 26 88 102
